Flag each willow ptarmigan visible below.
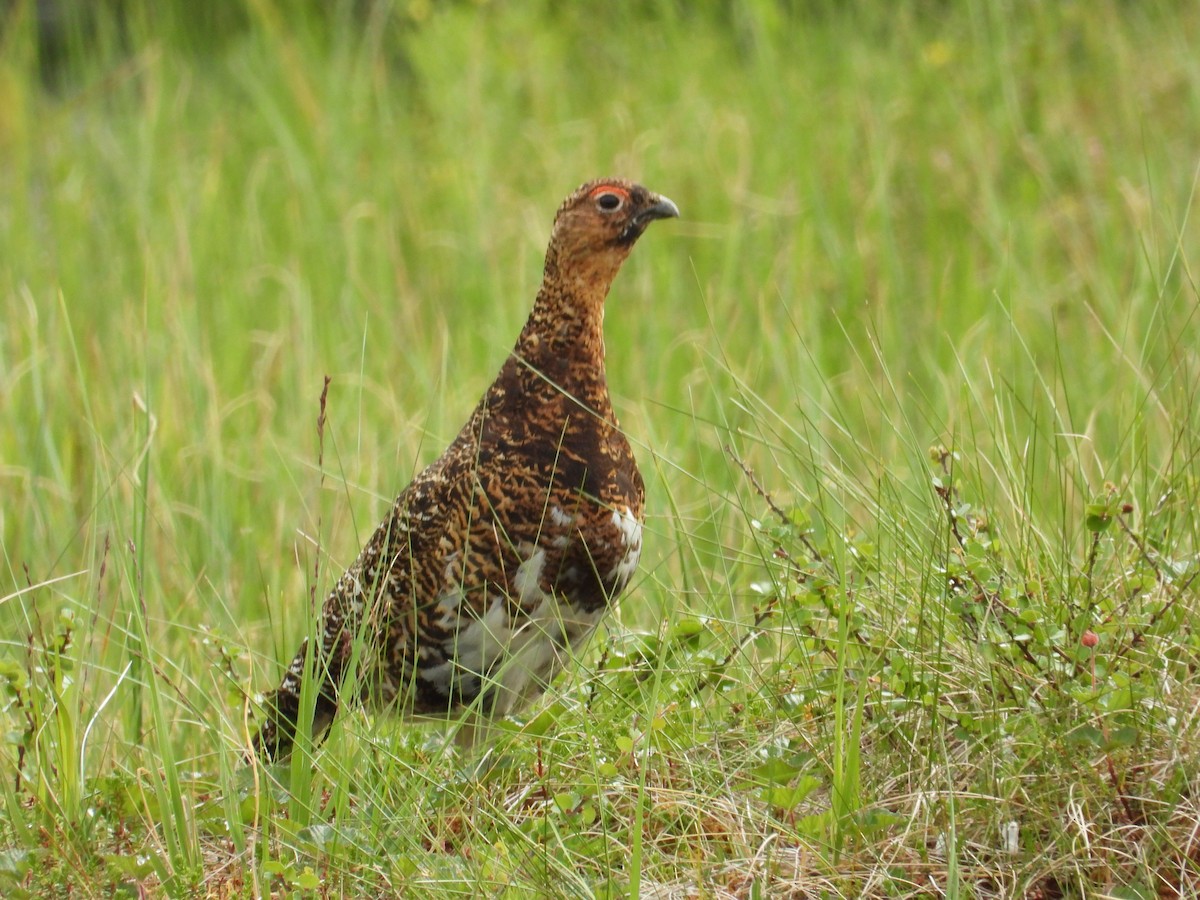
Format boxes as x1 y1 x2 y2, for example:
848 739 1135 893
252 179 679 761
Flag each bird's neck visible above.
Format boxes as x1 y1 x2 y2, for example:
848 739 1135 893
510 255 614 399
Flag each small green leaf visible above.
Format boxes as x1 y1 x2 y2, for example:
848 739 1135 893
750 757 805 785
667 617 705 643
1085 497 1116 532
298 823 336 851
578 801 598 826
1110 883 1153 900
788 508 811 531
762 776 820 811
856 807 906 832
1104 726 1138 750
0 849 39 877
296 866 321 890
102 853 157 880
520 701 567 738
552 792 580 814
796 811 833 839
1065 725 1105 747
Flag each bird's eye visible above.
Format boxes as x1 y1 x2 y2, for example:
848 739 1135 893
595 192 623 212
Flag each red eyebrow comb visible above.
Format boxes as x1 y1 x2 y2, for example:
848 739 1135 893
588 184 630 201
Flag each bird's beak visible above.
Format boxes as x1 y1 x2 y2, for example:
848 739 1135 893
637 195 680 224
617 192 680 246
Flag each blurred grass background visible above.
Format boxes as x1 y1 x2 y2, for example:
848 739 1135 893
1 0 1198 895
4 0 1195 630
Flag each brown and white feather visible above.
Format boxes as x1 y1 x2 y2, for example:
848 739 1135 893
253 179 677 761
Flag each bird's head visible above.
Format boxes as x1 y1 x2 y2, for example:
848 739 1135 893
546 179 679 284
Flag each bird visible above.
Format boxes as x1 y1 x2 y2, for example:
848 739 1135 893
252 178 679 761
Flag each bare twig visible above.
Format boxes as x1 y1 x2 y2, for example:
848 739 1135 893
932 450 1064 692
311 375 333 608
725 444 825 564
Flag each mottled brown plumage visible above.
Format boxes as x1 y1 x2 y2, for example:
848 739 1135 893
253 179 678 761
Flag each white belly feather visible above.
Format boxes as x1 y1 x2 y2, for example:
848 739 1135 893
418 505 642 720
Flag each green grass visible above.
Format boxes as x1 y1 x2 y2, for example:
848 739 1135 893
2 0 1199 895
